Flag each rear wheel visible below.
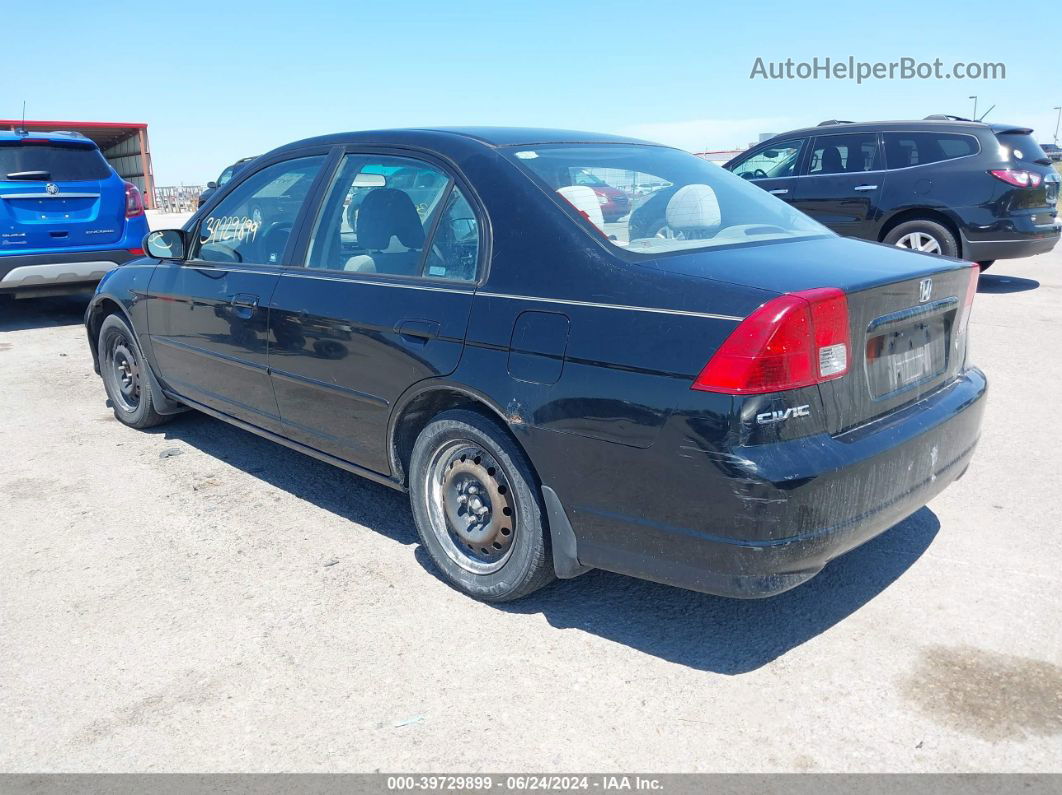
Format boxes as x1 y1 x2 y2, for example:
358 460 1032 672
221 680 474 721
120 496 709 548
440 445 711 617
409 409 554 602
884 219 959 258
98 314 170 429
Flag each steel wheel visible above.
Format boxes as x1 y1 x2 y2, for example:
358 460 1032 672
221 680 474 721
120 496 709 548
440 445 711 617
105 330 141 413
895 231 942 254
425 440 518 574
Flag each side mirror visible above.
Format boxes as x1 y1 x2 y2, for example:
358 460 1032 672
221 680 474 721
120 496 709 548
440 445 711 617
145 229 187 261
207 181 218 189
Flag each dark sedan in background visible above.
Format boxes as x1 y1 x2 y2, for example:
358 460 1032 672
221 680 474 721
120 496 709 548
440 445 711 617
725 117 1060 270
85 127 986 602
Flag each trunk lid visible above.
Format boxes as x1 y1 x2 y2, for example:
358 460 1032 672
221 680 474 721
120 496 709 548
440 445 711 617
644 235 975 432
0 141 126 252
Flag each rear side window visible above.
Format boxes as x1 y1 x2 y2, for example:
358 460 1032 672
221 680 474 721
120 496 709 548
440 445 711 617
883 132 979 169
808 133 881 174
731 140 804 180
0 142 111 181
306 154 478 281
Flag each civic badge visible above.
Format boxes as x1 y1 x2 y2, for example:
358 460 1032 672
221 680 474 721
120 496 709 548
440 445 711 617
45 183 59 195
918 278 933 303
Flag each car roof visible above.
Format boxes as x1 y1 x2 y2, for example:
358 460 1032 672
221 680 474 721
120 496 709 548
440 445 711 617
0 129 97 145
761 118 1033 143
268 127 661 158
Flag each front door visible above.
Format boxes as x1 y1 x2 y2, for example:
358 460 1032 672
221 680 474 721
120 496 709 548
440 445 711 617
727 138 807 206
147 154 327 430
789 132 886 239
267 153 482 474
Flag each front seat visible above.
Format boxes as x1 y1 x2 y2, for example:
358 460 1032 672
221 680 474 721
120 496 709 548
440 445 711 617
345 188 425 276
819 145 844 174
665 184 721 239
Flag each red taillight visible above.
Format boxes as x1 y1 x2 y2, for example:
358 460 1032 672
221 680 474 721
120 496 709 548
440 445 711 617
128 247 145 256
989 169 1043 188
124 181 145 218
692 288 850 394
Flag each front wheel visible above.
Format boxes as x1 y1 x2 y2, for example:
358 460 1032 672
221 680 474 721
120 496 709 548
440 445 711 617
409 409 555 602
883 219 959 258
98 314 170 429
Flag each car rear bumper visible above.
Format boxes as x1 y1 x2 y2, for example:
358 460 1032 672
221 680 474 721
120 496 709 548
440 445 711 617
0 248 136 292
961 224 1060 261
548 368 987 598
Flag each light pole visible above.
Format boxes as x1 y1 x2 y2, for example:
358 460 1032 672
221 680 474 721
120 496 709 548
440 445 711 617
969 95 978 120
1054 106 1061 146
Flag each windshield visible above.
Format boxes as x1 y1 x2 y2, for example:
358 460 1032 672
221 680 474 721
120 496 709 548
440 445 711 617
0 141 110 181
506 144 829 255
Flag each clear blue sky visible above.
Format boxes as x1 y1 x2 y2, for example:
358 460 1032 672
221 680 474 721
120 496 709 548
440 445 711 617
2 0 1056 185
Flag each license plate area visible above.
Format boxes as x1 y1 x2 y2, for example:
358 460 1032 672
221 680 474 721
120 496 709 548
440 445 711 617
865 302 954 400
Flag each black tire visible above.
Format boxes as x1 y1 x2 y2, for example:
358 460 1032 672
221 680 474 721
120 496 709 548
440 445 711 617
409 409 554 602
97 313 170 429
977 260 995 271
883 219 959 258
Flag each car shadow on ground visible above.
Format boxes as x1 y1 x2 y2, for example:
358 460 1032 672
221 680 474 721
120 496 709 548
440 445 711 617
0 293 93 332
159 412 940 676
977 274 1040 294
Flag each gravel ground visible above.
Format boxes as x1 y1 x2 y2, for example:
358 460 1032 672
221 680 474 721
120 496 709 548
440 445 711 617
1 248 1060 773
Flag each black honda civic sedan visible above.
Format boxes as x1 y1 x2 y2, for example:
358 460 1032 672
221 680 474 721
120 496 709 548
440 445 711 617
85 127 987 602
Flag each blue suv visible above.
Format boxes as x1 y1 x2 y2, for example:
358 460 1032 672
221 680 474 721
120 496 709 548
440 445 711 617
0 130 149 297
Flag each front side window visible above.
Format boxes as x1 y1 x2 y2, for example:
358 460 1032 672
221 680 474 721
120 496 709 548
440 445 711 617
506 144 830 255
730 140 804 180
883 132 980 169
306 154 478 281
191 156 324 265
808 133 881 175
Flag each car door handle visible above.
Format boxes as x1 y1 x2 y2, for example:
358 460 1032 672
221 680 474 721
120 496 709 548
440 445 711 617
768 188 788 195
853 184 879 191
231 293 260 308
396 319 440 343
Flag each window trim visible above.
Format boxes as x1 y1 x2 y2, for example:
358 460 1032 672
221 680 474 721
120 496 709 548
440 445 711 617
185 147 334 270
294 146 488 287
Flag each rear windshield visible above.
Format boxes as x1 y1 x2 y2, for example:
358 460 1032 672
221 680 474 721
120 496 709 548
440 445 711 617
997 133 1051 165
505 144 830 255
0 142 111 181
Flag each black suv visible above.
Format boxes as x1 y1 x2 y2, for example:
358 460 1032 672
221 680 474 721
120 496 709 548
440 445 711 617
725 117 1060 269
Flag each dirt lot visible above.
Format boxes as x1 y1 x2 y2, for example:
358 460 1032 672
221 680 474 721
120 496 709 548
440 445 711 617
2 247 1061 773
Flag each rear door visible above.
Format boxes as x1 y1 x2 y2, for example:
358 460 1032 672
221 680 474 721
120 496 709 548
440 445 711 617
267 151 481 474
790 132 886 239
147 153 328 431
727 138 807 205
0 138 125 253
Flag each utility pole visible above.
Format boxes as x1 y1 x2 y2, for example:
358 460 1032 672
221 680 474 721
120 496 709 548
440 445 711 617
1054 106 1061 146
969 95 978 120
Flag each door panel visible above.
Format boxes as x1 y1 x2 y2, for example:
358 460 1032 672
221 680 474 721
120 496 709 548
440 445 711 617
147 154 327 428
790 132 885 238
267 153 481 474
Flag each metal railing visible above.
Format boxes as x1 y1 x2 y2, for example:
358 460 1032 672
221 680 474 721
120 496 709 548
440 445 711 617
152 186 203 214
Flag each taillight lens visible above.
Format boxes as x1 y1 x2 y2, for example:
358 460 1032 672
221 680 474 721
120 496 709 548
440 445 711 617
692 287 850 394
989 169 1043 188
124 181 145 218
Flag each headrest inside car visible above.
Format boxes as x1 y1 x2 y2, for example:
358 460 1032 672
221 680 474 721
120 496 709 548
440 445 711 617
557 185 605 232
356 188 425 251
665 184 721 233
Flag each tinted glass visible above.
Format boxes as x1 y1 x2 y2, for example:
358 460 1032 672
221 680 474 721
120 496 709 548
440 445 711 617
506 144 830 255
883 132 980 168
306 155 457 278
0 142 110 181
192 155 324 265
424 187 480 281
996 133 1049 164
808 133 880 174
731 140 804 180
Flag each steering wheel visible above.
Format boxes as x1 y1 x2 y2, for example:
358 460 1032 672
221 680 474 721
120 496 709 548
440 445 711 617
745 169 768 180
